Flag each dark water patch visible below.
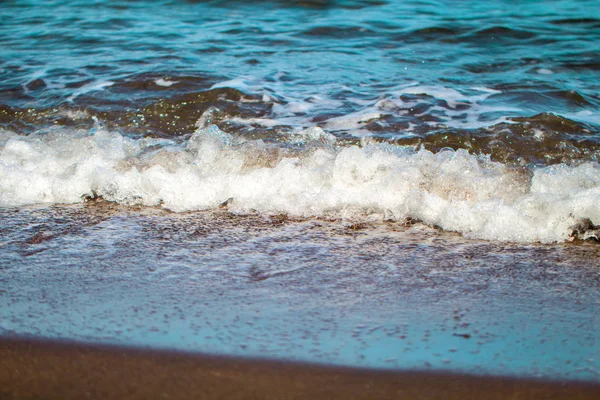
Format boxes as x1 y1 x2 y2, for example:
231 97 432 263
108 73 217 98
194 46 226 54
23 79 46 92
499 89 594 113
257 38 301 48
364 19 401 31
0 82 274 137
0 104 96 134
95 88 273 137
384 113 600 166
223 27 267 36
510 113 596 135
332 0 388 9
550 18 600 27
189 0 388 9
104 17 137 29
300 25 377 39
560 60 600 72
70 35 106 47
285 48 362 56
461 26 538 47
400 26 466 43
64 79 96 89
472 26 537 40
464 57 543 74
46 67 89 77
62 73 221 111
362 118 410 133
0 86 34 107
130 89 267 135
492 82 557 92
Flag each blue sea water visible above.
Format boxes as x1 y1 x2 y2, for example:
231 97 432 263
1 0 600 382
2 0 600 125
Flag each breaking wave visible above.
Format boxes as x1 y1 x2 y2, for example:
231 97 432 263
2 122 600 243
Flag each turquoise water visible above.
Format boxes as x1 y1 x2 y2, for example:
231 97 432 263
2 0 599 131
1 0 600 382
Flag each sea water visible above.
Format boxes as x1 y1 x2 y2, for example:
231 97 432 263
1 0 599 381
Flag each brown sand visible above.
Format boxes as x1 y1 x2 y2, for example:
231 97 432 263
1 337 599 400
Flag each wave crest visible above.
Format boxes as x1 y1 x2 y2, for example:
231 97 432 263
1 124 600 243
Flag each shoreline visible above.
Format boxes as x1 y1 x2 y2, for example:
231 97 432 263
2 206 600 383
1 336 599 400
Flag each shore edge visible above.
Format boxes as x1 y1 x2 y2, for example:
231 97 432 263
1 336 599 399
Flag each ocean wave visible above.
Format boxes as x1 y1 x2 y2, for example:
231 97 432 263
2 122 600 243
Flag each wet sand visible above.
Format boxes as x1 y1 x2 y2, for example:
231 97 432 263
2 206 600 382
1 337 599 400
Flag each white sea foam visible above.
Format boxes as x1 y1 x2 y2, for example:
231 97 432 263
207 78 519 134
1 125 599 243
154 78 179 87
537 68 554 75
67 80 115 102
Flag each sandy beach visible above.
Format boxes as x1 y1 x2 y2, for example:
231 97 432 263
1 337 599 400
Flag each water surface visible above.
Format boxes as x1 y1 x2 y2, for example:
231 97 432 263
1 0 599 381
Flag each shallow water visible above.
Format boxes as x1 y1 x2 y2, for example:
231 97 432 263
1 204 599 380
1 0 599 381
